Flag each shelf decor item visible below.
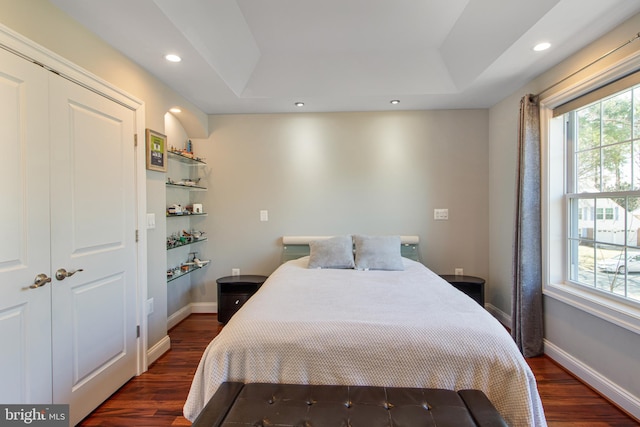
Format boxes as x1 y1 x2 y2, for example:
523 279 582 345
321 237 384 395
146 128 167 172
165 147 209 284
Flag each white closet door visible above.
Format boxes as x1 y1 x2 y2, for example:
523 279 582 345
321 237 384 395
49 75 137 425
0 48 52 404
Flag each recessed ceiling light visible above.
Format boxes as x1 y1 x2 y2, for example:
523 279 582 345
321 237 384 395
170 107 182 113
533 42 551 52
390 99 400 105
165 54 182 62
294 102 305 107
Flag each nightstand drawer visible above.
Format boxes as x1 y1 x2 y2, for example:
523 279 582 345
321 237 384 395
221 293 251 307
219 294 251 323
217 275 268 324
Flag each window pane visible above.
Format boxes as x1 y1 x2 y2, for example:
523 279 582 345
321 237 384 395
595 198 626 245
602 92 632 145
625 251 640 300
595 244 625 294
577 149 600 192
633 87 640 138
626 196 640 247
570 239 594 286
634 140 640 190
602 142 631 191
630 270 640 301
571 198 594 241
577 103 601 150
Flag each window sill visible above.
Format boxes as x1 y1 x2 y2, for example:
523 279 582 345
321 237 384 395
544 282 640 335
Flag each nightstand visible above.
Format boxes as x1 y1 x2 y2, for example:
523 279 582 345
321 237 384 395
217 275 268 323
439 275 485 307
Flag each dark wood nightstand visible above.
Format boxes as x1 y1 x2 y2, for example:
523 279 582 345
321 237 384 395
217 275 268 323
439 275 485 307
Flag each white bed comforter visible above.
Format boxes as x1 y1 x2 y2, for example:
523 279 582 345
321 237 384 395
184 257 547 426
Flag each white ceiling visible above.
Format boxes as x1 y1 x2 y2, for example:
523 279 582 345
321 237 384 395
50 0 640 114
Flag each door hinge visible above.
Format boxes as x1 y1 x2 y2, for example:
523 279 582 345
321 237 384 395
134 133 138 147
136 325 140 338
135 229 139 242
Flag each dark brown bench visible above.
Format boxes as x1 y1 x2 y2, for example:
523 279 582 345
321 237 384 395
191 382 508 427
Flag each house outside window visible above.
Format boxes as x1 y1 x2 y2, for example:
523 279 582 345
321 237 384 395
565 83 640 302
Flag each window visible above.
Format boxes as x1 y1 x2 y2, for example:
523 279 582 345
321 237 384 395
565 84 640 303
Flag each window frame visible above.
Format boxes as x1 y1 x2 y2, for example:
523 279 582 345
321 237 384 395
541 51 640 335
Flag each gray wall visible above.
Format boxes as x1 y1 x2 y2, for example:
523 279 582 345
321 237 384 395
7 3 639 416
489 12 640 418
188 110 489 304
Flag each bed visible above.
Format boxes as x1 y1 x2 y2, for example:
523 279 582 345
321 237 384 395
184 235 547 426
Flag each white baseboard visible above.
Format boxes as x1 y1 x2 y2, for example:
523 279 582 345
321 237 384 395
146 335 170 366
190 302 217 313
486 303 512 329
167 304 192 330
544 340 640 421
487 305 639 420
146 302 217 367
167 302 217 330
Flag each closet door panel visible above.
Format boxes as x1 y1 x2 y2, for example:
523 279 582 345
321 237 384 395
65 99 127 252
0 49 52 404
70 273 127 381
49 75 137 425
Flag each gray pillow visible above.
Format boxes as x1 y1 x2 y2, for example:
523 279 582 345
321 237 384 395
307 235 355 269
354 235 404 271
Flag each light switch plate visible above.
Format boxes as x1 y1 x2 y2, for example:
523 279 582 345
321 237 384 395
146 213 156 229
434 208 449 220
260 210 268 221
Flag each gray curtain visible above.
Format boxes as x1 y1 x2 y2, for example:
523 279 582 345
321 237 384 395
512 94 544 357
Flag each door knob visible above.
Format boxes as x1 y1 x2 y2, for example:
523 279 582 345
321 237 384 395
30 273 52 289
55 268 84 281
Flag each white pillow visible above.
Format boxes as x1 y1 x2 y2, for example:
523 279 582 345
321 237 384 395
307 235 355 269
354 235 404 271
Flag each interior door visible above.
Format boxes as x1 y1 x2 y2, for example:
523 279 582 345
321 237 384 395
0 48 52 404
49 75 137 425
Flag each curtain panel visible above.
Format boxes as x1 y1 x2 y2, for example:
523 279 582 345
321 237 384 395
512 94 544 357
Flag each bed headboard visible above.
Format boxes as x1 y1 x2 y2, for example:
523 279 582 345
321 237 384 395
281 235 420 264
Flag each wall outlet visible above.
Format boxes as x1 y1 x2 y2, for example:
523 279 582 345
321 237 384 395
260 210 268 221
455 268 464 276
146 298 154 315
232 268 240 276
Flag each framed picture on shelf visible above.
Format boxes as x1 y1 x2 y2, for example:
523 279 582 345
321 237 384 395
146 128 167 172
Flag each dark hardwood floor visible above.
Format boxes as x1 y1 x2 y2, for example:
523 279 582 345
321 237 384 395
78 314 222 426
79 314 639 426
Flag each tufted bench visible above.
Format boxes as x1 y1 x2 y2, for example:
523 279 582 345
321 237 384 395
191 382 508 427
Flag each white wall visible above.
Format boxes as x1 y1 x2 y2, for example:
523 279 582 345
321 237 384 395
489 12 640 418
189 110 490 304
